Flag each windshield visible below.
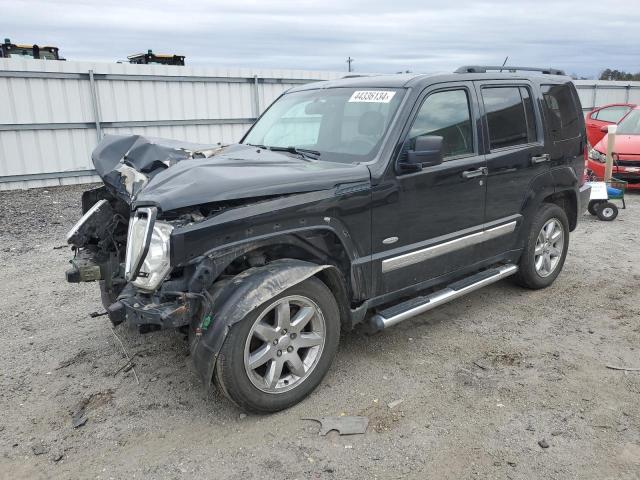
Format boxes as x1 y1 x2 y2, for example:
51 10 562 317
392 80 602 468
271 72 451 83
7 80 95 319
617 109 640 135
243 87 405 163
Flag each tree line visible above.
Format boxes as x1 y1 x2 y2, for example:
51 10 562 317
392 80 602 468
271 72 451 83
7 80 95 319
599 69 640 81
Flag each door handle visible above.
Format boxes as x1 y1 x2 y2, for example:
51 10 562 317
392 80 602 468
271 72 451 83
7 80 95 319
531 154 550 165
461 167 487 179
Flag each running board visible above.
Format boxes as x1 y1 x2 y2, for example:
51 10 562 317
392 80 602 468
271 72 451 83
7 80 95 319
369 264 518 331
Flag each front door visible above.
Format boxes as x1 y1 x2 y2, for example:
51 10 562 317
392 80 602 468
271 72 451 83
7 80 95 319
371 84 487 295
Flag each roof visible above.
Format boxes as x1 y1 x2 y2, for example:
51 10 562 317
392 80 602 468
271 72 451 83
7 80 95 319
290 70 570 92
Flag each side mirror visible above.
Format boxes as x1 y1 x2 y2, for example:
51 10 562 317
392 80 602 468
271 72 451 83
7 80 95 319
600 125 609 133
403 135 444 170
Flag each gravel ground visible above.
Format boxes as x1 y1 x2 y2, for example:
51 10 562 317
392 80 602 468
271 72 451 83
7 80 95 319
0 184 639 480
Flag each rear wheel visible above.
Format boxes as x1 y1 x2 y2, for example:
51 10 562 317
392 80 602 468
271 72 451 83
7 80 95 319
514 203 569 289
596 202 618 221
214 276 340 413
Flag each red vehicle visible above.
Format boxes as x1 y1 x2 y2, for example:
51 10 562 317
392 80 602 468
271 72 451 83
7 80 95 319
585 103 636 146
588 106 640 190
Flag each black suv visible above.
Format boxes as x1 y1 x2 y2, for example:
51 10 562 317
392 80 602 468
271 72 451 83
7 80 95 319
66 66 591 412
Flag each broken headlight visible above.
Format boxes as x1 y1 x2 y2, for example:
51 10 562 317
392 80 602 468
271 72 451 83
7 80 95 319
124 207 156 281
132 221 173 291
124 207 174 291
66 199 109 245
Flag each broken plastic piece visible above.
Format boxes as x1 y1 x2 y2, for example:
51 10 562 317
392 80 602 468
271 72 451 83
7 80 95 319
303 416 369 435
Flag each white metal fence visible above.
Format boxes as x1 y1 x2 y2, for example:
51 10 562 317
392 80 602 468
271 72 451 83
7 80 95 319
1 60 640 191
574 79 640 112
0 59 343 190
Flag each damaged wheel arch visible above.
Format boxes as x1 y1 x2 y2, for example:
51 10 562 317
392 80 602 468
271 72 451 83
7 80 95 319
190 259 344 388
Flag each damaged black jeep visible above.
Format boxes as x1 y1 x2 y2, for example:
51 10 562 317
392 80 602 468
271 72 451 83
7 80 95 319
66 67 590 412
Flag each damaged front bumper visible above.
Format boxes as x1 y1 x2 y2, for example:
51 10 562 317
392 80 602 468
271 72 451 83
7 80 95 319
108 286 196 331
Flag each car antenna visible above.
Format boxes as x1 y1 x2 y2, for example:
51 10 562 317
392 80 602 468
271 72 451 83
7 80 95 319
499 56 509 73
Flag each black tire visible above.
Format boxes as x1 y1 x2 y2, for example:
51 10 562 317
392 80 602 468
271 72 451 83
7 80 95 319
514 203 570 290
214 276 340 413
588 200 604 216
595 202 618 221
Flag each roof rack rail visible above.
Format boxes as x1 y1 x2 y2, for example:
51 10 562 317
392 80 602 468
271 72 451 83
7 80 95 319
455 65 566 76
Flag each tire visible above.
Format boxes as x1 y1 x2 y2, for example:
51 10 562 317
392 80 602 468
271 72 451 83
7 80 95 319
514 203 569 290
588 200 604 216
595 202 618 221
214 276 340 413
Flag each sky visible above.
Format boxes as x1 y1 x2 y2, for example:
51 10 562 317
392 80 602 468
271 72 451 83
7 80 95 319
2 0 639 78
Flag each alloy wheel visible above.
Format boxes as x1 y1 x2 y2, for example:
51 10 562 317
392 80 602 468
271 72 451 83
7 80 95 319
243 295 326 393
534 218 564 277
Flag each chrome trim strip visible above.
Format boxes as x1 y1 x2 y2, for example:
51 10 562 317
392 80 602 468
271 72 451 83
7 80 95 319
382 220 517 273
372 264 518 329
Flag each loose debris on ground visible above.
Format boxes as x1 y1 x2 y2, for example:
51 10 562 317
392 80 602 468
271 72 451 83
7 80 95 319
304 416 369 436
0 185 639 479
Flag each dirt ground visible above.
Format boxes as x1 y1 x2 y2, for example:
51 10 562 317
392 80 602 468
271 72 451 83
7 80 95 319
0 184 638 480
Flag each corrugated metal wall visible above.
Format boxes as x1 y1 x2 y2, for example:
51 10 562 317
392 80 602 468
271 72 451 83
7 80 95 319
2 60 640 191
574 80 640 112
0 59 343 190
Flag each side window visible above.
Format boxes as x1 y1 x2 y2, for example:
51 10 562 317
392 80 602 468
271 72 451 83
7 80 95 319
541 83 581 140
482 86 537 150
594 106 630 123
406 89 473 159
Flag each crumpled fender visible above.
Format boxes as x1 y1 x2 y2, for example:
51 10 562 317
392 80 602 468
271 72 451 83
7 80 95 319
190 259 332 387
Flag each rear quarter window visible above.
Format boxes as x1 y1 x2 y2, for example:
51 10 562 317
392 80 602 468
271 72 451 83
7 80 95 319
541 83 581 141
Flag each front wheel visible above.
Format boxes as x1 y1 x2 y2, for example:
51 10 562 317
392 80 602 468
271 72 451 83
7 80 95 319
214 276 340 413
514 203 569 290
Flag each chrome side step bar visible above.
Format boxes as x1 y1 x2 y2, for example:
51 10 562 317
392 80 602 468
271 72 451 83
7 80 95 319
369 264 518 331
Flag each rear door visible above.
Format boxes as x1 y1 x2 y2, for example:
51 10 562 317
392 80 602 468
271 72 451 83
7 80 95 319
474 80 546 256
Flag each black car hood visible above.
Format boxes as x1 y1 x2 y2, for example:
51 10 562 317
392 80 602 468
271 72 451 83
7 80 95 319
92 135 371 212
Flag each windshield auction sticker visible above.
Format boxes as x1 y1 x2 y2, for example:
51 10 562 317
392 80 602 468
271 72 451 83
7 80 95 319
348 91 396 103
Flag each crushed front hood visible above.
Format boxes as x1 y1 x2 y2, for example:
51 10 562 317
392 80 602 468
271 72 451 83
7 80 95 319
92 134 371 212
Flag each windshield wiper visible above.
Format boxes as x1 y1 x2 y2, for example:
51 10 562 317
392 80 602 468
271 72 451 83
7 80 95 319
268 146 321 160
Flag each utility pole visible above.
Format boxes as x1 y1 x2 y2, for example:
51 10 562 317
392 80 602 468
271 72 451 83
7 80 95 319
346 56 354 72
